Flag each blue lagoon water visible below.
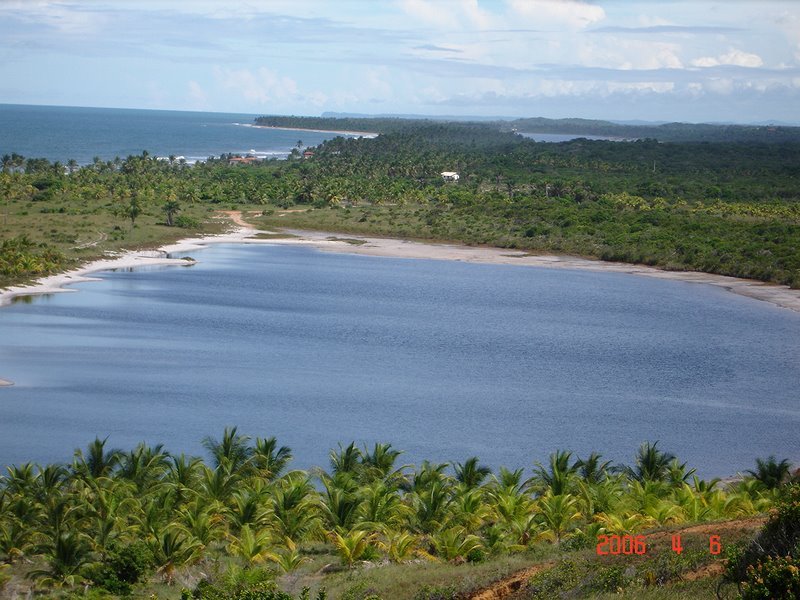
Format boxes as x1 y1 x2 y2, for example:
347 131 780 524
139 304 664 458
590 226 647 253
1 244 798 477
0 104 363 164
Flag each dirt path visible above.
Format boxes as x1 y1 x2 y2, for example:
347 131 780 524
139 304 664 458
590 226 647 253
216 210 257 228
468 562 555 600
643 516 766 546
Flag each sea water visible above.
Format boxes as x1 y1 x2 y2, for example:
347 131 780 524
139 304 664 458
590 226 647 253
0 104 364 164
1 243 798 477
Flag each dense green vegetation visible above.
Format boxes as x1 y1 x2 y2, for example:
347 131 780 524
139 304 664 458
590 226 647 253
2 118 800 289
0 431 795 598
255 115 800 143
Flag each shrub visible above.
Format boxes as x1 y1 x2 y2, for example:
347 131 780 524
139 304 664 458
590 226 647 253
526 559 581 599
740 555 800 599
174 215 200 228
412 584 458 600
175 214 200 228
190 579 326 600
87 541 154 595
726 484 800 584
592 565 628 593
340 580 382 600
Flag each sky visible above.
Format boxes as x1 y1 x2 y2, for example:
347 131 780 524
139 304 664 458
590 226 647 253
1 0 799 123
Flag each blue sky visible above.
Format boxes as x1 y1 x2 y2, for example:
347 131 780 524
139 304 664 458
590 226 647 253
1 0 799 123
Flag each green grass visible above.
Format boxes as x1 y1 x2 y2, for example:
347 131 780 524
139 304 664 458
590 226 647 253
284 550 556 600
325 237 368 246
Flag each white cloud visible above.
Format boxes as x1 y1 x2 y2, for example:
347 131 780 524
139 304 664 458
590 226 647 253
187 80 209 110
0 0 108 34
213 67 299 104
506 0 605 30
580 39 683 70
399 0 495 29
692 48 764 68
704 78 735 94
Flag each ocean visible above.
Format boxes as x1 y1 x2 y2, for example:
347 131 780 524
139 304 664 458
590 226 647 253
0 104 363 165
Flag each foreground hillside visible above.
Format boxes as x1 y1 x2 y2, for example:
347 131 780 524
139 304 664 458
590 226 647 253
1 430 797 598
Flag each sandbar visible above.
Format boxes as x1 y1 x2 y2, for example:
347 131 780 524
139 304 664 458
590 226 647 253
246 124 378 138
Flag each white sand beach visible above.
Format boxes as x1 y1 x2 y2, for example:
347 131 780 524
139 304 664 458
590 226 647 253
248 124 378 138
2 213 800 313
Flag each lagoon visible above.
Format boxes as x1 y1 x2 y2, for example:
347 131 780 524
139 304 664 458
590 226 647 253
0 243 798 477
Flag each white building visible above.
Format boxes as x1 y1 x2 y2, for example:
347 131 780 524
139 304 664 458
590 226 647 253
441 171 459 182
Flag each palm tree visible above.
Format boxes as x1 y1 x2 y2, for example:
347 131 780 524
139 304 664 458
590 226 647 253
0 503 37 562
329 442 362 476
226 524 272 564
361 443 404 482
268 473 321 542
329 529 374 568
595 511 655 535
265 537 309 573
536 492 582 543
576 452 612 484
404 461 449 493
73 437 121 480
252 437 292 480
162 199 181 226
431 526 482 562
411 480 453 535
227 487 269 534
166 454 202 505
454 457 491 489
358 480 407 531
451 487 489 532
33 464 68 503
79 478 139 554
3 463 37 495
27 531 94 587
492 467 525 493
125 192 142 230
178 501 223 549
378 530 428 563
198 463 238 504
746 456 792 490
530 450 579 495
666 458 696 486
202 426 253 473
627 441 676 483
149 527 202 584
117 443 170 494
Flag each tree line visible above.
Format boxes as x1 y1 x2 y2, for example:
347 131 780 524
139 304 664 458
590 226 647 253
0 429 795 596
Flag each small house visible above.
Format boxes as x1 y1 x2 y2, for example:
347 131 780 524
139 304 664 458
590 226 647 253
441 171 459 182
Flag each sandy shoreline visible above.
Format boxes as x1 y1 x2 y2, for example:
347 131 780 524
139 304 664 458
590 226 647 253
2 220 800 314
266 230 800 313
247 123 378 138
0 226 257 308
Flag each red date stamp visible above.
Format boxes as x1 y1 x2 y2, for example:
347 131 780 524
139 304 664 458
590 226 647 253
596 534 722 556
